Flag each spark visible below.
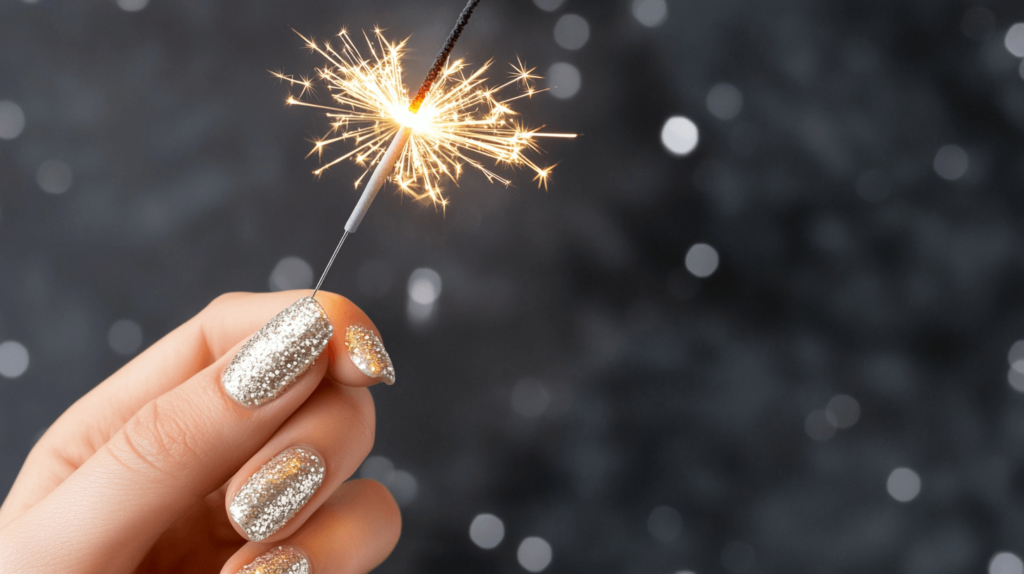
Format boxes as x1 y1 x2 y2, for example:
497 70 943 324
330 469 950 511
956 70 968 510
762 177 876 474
273 28 576 205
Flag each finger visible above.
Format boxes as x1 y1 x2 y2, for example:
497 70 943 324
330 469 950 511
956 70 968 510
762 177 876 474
0 299 334 573
222 479 401 574
71 290 385 451
1 290 393 524
223 381 375 542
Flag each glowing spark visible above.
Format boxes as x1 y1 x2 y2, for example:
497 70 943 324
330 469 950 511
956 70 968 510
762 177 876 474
273 28 575 205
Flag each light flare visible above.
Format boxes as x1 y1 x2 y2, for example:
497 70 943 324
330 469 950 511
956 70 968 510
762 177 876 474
274 29 575 204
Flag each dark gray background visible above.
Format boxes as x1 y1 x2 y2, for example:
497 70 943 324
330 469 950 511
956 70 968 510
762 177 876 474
3 0 1024 572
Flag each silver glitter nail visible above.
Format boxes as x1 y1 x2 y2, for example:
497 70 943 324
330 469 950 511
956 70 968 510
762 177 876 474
345 324 395 385
230 447 325 541
237 546 310 574
222 297 333 407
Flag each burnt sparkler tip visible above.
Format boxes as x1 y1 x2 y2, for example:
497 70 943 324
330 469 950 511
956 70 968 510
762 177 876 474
409 0 482 113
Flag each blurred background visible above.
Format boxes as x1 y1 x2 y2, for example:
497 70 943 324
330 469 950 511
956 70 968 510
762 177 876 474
3 0 1024 572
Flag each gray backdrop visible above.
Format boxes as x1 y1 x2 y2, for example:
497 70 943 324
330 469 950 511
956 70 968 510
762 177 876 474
3 0 1024 573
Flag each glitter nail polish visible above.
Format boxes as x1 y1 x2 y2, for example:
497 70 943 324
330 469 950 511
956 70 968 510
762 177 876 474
345 324 395 385
222 297 333 407
237 546 310 574
230 447 325 541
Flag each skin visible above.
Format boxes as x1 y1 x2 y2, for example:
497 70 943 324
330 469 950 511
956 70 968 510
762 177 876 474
0 290 401 574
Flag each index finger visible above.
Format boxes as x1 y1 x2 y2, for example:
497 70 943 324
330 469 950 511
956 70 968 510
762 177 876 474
198 290 393 388
75 290 389 446
1 290 393 523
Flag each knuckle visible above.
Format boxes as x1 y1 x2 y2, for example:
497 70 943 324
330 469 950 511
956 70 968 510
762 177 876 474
196 291 250 360
108 398 205 477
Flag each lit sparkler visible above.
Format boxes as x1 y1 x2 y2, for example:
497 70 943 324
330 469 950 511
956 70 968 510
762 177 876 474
273 0 575 294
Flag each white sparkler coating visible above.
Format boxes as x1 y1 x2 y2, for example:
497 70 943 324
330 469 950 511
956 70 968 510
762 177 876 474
344 126 413 233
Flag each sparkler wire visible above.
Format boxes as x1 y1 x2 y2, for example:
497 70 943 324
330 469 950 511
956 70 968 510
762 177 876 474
311 230 348 298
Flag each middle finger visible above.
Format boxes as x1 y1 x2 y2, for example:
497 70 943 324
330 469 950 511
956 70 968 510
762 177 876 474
224 380 376 542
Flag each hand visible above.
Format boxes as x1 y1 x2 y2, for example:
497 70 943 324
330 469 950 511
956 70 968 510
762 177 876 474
0 291 401 574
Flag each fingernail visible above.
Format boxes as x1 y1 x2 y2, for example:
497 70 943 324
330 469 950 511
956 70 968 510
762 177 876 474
345 324 395 385
222 297 333 407
230 447 325 541
237 546 310 574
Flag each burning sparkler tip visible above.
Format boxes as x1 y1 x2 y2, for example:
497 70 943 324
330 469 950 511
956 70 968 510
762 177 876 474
281 0 573 210
283 0 577 296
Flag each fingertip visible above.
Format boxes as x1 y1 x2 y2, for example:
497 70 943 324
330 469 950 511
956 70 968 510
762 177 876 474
353 478 402 543
309 291 395 388
331 351 390 387
326 479 402 563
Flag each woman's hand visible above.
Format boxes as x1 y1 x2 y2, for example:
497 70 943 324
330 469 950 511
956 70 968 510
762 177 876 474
0 291 401 574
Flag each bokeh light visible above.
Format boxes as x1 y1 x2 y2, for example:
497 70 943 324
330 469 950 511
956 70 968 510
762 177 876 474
360 455 395 483
990 552 1024 574
547 62 581 99
553 15 590 51
389 469 418 506
0 341 29 379
408 267 442 325
933 145 968 181
685 243 719 278
1007 363 1024 392
108 319 143 356
661 116 699 156
469 513 505 549
631 0 668 28
408 268 442 305
511 378 551 418
269 256 313 292
116 0 149 12
647 505 683 542
825 395 860 429
887 467 921 502
1007 340 1024 363
36 160 72 195
532 0 564 12
359 455 417 505
1007 342 1024 392
0 101 25 140
517 537 552 572
1005 23 1024 58
706 83 743 120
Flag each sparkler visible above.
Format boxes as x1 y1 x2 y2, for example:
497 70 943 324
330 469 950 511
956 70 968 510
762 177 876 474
274 0 575 296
